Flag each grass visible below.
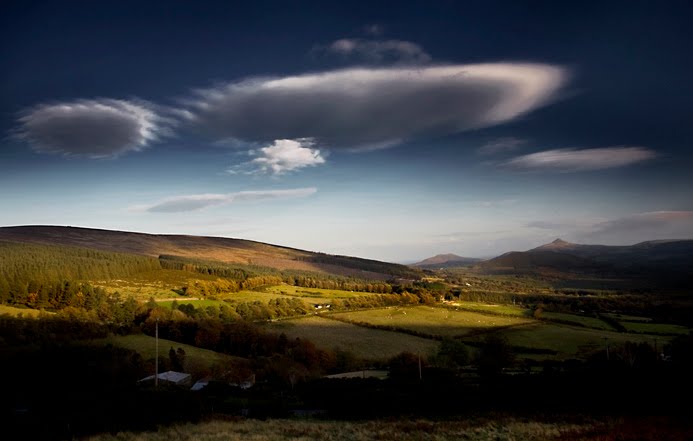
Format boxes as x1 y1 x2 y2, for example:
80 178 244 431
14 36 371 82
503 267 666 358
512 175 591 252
264 284 376 302
0 304 45 317
540 311 615 330
157 299 228 308
265 315 438 360
446 301 530 317
83 416 693 441
90 334 245 374
330 306 534 338
92 269 221 300
619 321 690 335
472 322 670 360
602 313 652 322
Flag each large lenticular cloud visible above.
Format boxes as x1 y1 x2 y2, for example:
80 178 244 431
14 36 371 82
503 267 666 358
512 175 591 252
16 99 170 158
187 63 568 149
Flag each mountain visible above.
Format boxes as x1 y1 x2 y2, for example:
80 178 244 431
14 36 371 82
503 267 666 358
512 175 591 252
412 253 481 268
480 237 693 278
0 225 422 280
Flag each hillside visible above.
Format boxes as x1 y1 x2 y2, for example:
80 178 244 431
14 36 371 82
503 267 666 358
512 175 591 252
412 253 481 268
0 226 422 281
479 238 693 279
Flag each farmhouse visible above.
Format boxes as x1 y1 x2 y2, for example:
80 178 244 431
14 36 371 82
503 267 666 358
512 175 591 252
138 371 192 387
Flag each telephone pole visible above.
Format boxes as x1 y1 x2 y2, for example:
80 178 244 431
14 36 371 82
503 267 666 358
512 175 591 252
155 318 159 388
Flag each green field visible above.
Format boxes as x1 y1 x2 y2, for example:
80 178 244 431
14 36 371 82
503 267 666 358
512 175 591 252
540 311 615 330
330 306 534 338
619 321 689 335
93 269 213 300
0 304 45 317
446 301 530 317
265 315 438 360
264 284 376 302
157 298 226 308
470 322 668 360
602 313 652 322
91 334 245 374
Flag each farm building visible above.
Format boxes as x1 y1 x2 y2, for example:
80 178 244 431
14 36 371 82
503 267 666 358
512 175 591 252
138 371 192 387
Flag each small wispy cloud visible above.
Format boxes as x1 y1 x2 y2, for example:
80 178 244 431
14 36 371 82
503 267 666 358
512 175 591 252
15 99 173 158
590 211 693 237
504 146 656 172
132 187 317 213
477 137 527 155
325 38 431 64
228 139 326 175
526 220 572 230
474 199 517 208
362 24 384 36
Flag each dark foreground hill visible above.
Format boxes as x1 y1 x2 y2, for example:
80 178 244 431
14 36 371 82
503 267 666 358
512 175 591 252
479 238 693 280
412 253 482 269
0 225 422 280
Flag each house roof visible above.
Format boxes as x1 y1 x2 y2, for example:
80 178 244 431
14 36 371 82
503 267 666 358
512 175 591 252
139 371 191 384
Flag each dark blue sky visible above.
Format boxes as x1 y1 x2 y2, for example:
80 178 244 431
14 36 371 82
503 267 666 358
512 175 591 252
2 0 692 261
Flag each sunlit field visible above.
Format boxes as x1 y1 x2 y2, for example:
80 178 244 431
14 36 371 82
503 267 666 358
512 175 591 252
266 315 438 359
330 306 534 338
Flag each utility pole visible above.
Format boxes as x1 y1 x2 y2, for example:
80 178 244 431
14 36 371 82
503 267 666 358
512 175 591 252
155 318 159 388
418 353 422 381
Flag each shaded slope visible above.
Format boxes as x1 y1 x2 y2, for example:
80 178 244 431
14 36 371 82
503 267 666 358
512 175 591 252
0 226 422 280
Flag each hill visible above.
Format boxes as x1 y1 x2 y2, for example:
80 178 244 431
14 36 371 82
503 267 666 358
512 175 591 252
412 253 481 268
479 238 693 279
0 225 422 281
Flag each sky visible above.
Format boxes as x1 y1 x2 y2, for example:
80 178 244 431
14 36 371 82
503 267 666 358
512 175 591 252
2 0 693 262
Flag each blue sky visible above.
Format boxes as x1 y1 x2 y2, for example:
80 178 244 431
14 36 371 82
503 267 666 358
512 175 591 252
2 1 692 262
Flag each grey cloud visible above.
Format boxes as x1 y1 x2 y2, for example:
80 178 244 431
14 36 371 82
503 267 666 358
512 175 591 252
327 38 431 64
589 211 693 238
186 63 568 150
526 220 569 229
133 188 317 213
477 137 527 155
504 146 656 172
15 99 171 158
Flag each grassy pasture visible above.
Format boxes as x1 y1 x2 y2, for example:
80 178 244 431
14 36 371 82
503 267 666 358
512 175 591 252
330 306 534 338
156 290 296 309
0 304 45 317
540 311 615 330
602 313 652 322
157 299 226 308
619 321 689 335
92 269 214 300
474 322 668 360
446 301 529 317
265 315 438 360
264 284 376 301
90 334 244 374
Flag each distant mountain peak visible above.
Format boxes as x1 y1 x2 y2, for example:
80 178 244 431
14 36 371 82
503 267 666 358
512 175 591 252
412 253 481 268
533 238 576 250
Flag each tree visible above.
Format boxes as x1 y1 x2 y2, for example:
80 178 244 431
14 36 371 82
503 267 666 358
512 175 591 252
433 338 470 369
477 334 515 376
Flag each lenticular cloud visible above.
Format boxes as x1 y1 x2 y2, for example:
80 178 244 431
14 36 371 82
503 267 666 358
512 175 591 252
16 99 170 158
186 63 568 150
